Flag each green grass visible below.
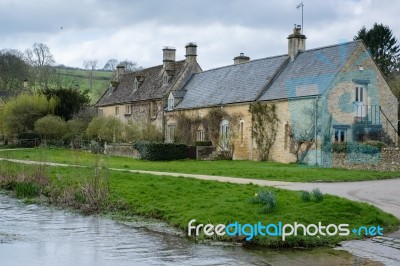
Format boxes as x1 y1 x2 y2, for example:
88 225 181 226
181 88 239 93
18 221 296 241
0 160 398 247
1 148 400 182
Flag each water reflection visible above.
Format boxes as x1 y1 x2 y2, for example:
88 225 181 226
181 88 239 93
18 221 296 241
0 192 379 266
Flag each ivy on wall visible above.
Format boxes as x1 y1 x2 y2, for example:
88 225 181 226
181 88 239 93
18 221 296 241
249 102 279 161
175 108 239 151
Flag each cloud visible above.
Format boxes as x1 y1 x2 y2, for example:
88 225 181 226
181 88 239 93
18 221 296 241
1 0 399 70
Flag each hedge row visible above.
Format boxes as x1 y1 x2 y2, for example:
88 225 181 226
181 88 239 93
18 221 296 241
133 141 187 161
332 141 386 154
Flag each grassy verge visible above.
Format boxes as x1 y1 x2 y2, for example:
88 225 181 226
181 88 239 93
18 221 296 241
0 159 398 248
1 148 400 182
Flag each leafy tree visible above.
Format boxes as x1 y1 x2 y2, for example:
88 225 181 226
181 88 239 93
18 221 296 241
354 23 400 76
35 115 67 140
41 87 90 120
0 49 30 91
0 93 57 136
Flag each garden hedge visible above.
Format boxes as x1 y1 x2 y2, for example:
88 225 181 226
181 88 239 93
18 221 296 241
133 141 187 161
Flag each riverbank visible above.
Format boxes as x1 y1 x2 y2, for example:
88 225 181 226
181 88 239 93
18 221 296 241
0 158 398 249
1 148 400 182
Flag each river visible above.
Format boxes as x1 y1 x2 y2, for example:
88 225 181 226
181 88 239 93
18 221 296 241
0 192 380 266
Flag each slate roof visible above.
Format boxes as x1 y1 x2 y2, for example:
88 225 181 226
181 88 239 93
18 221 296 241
96 60 186 106
175 41 360 110
175 55 289 110
259 41 360 101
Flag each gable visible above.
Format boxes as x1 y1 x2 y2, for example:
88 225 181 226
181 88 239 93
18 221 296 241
259 41 360 101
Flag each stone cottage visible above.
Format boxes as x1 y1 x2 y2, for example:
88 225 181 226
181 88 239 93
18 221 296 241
96 43 201 132
166 27 399 164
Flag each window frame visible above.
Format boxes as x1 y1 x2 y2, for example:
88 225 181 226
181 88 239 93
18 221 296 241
125 104 132 115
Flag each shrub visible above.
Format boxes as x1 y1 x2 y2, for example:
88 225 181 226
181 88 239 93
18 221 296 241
67 118 88 136
251 190 277 213
312 188 324 202
35 115 67 140
332 141 385 154
139 123 163 142
300 190 311 202
86 116 124 143
195 141 213 146
133 141 187 161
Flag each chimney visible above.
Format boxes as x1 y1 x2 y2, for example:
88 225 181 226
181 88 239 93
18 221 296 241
23 79 28 89
163 46 176 69
233 53 250 64
116 64 125 79
185 42 197 64
287 24 306 60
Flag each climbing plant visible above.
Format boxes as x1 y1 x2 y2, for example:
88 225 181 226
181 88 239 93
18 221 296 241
249 102 279 161
174 108 239 156
175 112 202 145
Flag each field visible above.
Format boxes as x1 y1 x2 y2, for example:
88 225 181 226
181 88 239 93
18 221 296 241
1 148 400 182
54 68 114 102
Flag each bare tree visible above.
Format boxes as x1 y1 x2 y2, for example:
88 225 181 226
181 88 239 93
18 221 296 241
103 59 119 71
83 59 98 90
119 60 141 72
25 43 56 90
25 43 55 68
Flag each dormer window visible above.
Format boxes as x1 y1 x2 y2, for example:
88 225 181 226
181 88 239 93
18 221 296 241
167 93 174 110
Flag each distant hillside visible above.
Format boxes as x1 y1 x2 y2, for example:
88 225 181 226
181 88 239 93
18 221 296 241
54 67 114 103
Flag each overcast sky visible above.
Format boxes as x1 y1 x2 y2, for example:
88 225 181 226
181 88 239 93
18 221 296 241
1 0 399 70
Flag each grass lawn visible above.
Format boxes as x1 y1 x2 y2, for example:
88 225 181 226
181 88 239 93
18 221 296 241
0 160 398 247
1 148 400 182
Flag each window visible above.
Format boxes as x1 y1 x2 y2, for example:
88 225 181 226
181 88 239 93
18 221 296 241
220 119 229 150
98 108 103 116
167 94 174 110
197 130 204 141
166 125 176 143
334 129 346 142
239 120 244 143
125 104 132 115
133 78 138 91
115 106 119 116
150 101 157 118
163 73 169 85
284 123 290 149
355 86 364 102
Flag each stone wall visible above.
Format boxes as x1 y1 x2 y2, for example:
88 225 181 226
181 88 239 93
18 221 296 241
104 143 140 158
332 148 400 171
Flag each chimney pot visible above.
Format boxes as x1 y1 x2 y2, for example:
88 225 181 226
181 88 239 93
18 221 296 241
116 64 125 79
233 53 250 64
163 46 176 69
287 26 306 60
185 42 197 64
